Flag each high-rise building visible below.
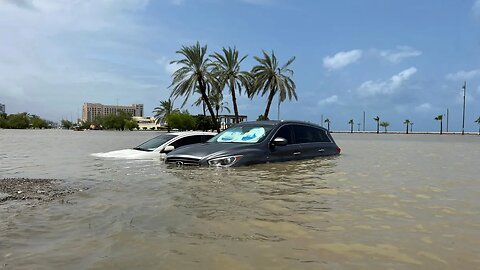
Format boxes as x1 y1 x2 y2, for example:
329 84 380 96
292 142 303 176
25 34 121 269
0 103 5 114
82 103 143 122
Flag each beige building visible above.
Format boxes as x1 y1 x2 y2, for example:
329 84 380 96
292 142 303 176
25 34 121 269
82 103 143 122
132 116 163 130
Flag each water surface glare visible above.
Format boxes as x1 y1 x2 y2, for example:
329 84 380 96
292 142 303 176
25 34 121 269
1 130 480 269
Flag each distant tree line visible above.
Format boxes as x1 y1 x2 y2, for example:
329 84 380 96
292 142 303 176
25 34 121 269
63 111 139 131
0 112 54 129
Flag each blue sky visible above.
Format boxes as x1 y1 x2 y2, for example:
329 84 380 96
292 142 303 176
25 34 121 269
1 0 479 132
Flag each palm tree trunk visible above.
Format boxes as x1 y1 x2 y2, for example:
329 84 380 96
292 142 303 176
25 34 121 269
263 89 276 120
376 122 379 134
230 79 240 124
350 124 353 133
440 120 443 135
198 78 220 133
406 124 409 134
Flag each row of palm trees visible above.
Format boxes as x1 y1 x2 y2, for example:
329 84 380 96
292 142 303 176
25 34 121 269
326 115 480 135
434 114 480 135
156 42 297 132
324 117 410 134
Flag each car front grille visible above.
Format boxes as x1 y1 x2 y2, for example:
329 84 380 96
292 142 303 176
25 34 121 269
165 157 201 166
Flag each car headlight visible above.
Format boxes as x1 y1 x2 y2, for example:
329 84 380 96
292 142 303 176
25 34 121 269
208 155 243 167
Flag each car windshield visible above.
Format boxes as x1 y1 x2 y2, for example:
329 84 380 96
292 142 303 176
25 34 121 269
208 125 274 144
134 134 176 151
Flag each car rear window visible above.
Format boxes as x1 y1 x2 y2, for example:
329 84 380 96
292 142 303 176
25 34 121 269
293 125 331 143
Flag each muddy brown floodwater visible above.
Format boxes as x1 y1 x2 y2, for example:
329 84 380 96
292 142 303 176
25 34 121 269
1 129 479 269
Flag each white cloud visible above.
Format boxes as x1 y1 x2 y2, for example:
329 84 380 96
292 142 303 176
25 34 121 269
323 50 363 71
318 95 339 105
455 91 476 104
357 67 417 97
156 57 180 75
415 103 432 112
378 46 422 63
0 0 169 119
473 0 480 17
446 69 480 81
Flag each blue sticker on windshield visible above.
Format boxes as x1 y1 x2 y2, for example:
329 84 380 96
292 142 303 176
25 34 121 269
216 127 266 143
241 134 256 141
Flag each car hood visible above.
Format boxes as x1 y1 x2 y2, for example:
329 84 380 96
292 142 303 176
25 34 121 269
91 149 161 159
167 142 253 159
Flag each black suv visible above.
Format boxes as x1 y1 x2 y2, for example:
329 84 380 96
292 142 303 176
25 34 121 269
165 120 341 167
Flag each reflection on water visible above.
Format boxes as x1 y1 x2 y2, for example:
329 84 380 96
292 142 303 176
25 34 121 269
1 130 480 269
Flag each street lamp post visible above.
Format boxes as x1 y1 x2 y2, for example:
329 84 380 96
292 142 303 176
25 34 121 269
462 81 466 135
446 108 449 133
363 111 366 132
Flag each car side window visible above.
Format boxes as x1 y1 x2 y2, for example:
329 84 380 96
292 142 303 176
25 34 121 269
274 125 293 144
170 135 202 149
316 129 331 142
293 125 331 143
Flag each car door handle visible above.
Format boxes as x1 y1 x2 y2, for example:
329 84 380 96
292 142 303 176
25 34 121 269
318 149 325 152
293 152 301 155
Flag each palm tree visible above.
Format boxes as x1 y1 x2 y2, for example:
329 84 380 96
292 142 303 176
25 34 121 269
410 122 414 133
324 118 331 131
250 50 296 120
434 114 443 134
380 121 390 133
210 47 250 124
403 119 411 134
475 116 480 135
153 99 177 126
348 119 354 133
192 86 208 116
209 91 231 118
373 116 380 134
169 42 220 132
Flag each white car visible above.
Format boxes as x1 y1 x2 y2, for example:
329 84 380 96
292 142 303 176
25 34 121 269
92 131 216 159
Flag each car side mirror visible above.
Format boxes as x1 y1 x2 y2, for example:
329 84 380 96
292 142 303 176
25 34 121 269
162 145 175 153
272 137 288 147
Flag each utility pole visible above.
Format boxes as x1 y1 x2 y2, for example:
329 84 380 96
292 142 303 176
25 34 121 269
363 111 365 132
446 108 449 133
462 81 466 135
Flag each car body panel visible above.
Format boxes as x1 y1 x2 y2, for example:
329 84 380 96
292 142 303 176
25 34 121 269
165 120 340 167
91 131 216 160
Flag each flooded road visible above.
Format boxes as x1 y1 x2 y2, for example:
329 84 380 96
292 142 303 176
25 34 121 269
1 130 479 269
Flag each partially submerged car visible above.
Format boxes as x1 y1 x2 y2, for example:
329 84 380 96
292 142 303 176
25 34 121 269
165 120 340 167
91 131 216 159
